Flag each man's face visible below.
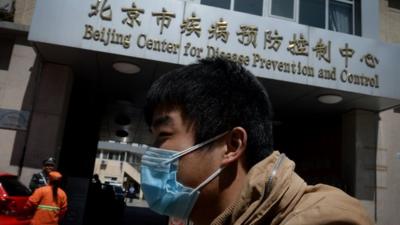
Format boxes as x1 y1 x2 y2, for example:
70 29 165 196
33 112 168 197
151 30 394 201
150 108 225 214
43 164 55 174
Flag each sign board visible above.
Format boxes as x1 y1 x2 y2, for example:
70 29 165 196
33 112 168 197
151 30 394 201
0 108 30 130
28 0 400 100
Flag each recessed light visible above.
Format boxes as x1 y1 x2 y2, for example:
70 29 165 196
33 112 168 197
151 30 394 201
318 94 343 104
113 62 141 74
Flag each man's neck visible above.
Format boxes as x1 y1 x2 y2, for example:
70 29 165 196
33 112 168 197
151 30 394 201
192 162 247 225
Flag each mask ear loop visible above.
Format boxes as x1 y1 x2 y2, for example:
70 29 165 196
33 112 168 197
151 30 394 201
162 131 229 165
180 167 225 224
191 166 225 194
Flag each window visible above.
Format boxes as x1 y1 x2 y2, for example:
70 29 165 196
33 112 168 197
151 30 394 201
105 176 117 181
389 0 400 10
329 0 353 34
299 0 354 34
0 0 14 22
394 106 400 114
234 0 263 16
129 154 141 165
201 0 263 16
271 0 295 19
108 152 114 160
199 0 356 34
201 0 231 10
127 153 132 163
107 152 119 160
103 151 108 159
299 0 326 29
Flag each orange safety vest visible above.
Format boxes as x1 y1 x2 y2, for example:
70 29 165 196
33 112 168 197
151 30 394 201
26 185 68 225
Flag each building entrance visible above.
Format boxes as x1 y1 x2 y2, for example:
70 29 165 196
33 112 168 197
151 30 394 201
33 49 382 225
56 54 177 225
274 113 344 189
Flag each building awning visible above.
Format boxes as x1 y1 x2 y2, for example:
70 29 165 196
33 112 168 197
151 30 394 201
27 0 400 113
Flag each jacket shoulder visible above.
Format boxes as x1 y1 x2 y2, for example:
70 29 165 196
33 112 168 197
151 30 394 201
34 185 48 192
283 184 374 225
58 188 67 199
34 185 51 194
29 186 46 201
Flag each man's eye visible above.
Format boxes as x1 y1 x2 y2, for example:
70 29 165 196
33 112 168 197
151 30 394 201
159 132 171 137
152 132 171 147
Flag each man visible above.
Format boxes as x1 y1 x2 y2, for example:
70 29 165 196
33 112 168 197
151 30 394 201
86 174 103 224
90 174 102 192
140 58 373 225
29 157 56 192
127 185 135 203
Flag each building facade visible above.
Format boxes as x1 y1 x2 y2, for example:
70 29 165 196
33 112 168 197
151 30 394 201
376 1 400 225
1 0 400 224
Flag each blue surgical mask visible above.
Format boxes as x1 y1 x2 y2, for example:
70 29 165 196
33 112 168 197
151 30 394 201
140 132 228 219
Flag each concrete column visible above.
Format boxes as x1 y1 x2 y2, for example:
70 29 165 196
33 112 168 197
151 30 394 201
342 110 379 219
19 62 73 184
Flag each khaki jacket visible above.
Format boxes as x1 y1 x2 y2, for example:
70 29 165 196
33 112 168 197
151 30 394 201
211 152 373 225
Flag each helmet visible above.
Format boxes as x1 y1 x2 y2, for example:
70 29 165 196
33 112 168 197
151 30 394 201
49 171 62 181
42 157 56 166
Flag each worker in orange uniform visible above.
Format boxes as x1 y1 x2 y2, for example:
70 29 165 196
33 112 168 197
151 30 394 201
25 171 68 225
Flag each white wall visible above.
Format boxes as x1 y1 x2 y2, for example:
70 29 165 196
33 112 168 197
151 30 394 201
377 2 400 223
376 109 400 225
0 44 36 174
14 0 36 26
380 0 400 43
362 0 380 39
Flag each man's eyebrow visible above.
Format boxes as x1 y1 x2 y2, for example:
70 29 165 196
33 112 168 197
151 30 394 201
151 115 172 130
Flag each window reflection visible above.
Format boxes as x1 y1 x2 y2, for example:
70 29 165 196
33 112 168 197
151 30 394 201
299 0 326 29
234 0 263 16
329 0 353 34
201 0 231 10
271 0 294 19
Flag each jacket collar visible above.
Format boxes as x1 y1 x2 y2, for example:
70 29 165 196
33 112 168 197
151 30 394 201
211 151 306 225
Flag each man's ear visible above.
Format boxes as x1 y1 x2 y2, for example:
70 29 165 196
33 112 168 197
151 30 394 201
221 127 247 167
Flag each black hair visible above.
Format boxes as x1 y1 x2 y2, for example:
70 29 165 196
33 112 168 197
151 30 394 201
144 57 274 168
51 180 60 203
